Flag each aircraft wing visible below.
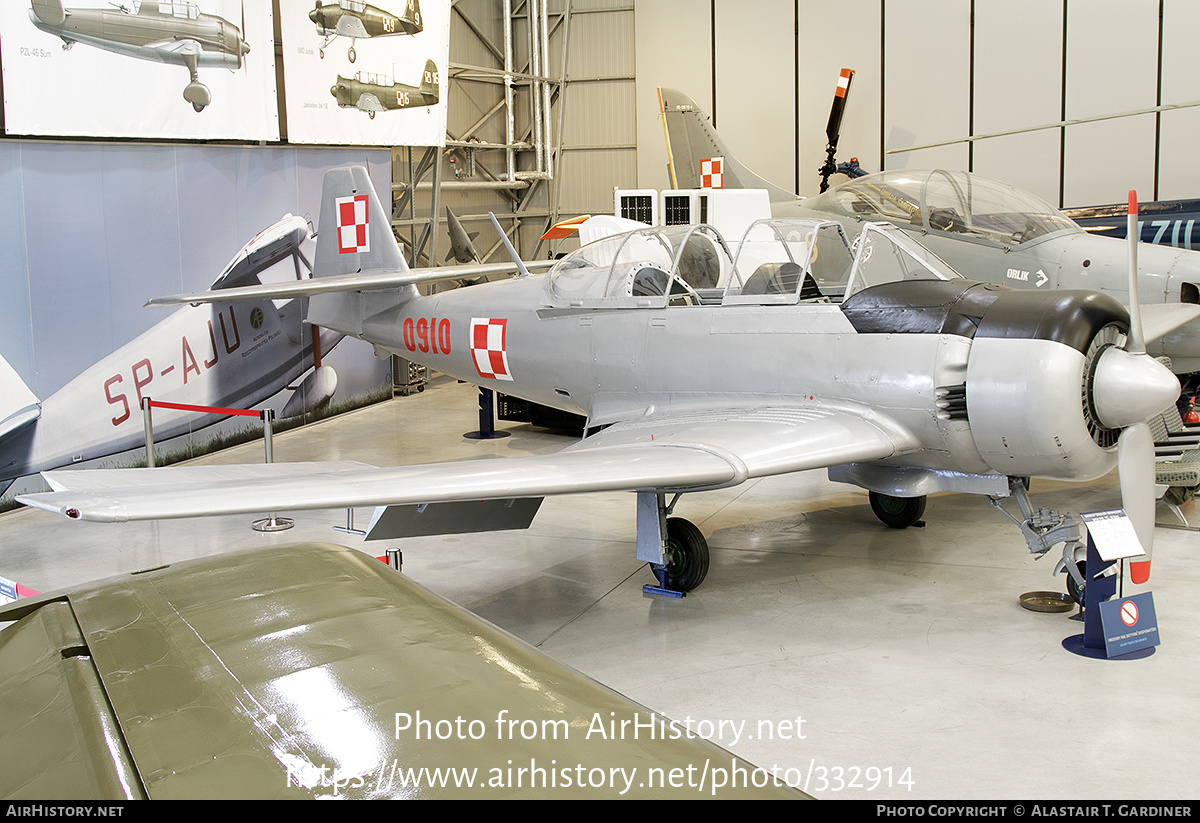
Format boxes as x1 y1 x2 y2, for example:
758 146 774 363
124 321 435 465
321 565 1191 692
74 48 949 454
1141 302 1200 345
145 259 556 306
17 406 916 523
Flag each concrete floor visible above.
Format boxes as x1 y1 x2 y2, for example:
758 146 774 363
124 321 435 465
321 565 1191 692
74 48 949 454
2 375 1198 800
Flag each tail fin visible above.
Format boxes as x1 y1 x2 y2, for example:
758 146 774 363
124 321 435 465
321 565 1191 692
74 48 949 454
30 0 66 26
0 354 40 441
313 166 408 278
420 60 440 103
657 87 797 203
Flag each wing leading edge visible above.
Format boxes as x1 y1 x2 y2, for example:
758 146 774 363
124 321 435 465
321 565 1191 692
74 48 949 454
17 407 916 523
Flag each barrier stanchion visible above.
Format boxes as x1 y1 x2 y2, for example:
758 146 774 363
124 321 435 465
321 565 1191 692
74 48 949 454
252 409 294 532
139 400 293 532
141 397 156 468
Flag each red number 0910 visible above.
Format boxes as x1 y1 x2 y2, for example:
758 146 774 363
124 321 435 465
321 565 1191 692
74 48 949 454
403 317 451 355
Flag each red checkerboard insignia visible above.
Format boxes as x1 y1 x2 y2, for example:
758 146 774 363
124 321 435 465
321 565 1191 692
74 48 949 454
336 194 370 254
470 318 512 381
700 156 724 189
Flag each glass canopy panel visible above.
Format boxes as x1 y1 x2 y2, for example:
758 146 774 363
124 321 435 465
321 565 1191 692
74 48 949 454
843 222 965 299
828 170 1079 246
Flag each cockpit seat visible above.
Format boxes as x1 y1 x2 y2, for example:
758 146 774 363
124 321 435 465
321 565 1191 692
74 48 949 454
742 262 825 300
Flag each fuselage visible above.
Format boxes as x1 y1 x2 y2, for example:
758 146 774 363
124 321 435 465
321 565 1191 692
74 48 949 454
331 75 437 113
312 269 1140 498
29 5 249 70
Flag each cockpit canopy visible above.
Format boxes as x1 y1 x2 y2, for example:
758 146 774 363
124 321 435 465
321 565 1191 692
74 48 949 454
143 2 202 21
819 169 1079 247
545 224 733 308
542 218 963 309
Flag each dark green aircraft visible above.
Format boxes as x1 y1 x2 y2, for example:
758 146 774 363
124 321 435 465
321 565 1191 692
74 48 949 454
0 543 808 799
331 59 439 119
310 0 422 63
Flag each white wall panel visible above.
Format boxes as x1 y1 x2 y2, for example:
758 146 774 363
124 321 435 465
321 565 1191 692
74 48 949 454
1061 0 1158 207
971 0 1063 205
797 0 883 196
882 0 971 172
714 0 795 195
635 0 713 190
1157 0 1200 200
629 0 1185 211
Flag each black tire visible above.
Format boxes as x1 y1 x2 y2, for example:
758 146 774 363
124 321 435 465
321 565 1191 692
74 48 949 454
1067 560 1087 605
869 492 927 529
652 518 709 592
348 46 356 63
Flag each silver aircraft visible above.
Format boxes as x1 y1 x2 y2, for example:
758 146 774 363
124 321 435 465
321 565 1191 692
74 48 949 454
18 168 1197 601
658 87 1200 373
28 0 250 112
0 216 341 490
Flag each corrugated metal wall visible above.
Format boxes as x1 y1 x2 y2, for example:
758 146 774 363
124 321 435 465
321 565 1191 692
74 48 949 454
395 0 637 266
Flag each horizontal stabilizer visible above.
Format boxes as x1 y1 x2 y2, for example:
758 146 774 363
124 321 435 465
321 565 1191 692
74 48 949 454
146 259 554 306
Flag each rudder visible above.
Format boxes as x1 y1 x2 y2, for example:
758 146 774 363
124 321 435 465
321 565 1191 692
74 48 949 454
657 87 796 202
31 0 66 26
313 166 407 278
420 60 440 103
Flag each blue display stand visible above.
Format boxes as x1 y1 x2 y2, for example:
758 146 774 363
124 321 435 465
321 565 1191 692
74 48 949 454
1062 510 1158 660
464 387 510 440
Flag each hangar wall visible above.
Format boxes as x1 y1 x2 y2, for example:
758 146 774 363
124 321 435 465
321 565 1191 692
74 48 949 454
635 0 1200 207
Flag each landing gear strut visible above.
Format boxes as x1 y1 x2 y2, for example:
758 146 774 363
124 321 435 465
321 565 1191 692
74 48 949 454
638 492 709 595
988 476 1087 600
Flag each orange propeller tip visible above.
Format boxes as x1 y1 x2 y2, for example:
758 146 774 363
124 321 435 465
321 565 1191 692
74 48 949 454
1130 560 1151 585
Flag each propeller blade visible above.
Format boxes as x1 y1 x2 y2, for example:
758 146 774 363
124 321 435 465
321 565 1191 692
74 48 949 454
241 0 249 69
1126 190 1146 355
819 68 855 193
1114 190 1163 584
826 68 854 148
1118 422 1155 584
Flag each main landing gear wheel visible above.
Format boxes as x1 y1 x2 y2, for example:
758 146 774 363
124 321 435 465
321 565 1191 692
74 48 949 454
348 46 356 63
652 518 709 593
869 492 927 529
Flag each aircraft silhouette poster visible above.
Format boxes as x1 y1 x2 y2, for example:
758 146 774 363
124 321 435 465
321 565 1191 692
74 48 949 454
280 0 449 146
0 143 392 498
0 0 278 141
